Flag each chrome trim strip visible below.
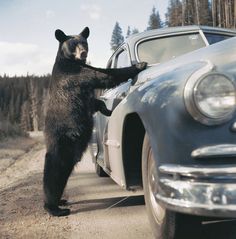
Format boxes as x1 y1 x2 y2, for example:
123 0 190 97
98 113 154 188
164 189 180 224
232 122 236 131
159 164 236 178
191 144 236 158
199 29 210 46
104 139 120 148
184 62 215 126
156 179 236 218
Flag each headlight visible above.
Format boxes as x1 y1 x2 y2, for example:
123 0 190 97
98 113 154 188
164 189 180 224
194 74 236 118
184 72 236 125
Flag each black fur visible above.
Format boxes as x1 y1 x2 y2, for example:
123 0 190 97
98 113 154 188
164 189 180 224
94 98 112 116
43 27 147 216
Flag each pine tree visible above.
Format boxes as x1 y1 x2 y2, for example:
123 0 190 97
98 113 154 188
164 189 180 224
166 0 183 26
147 6 162 30
20 101 31 131
132 28 139 34
167 0 212 27
126 26 131 38
110 22 124 51
182 0 194 25
184 0 209 25
29 77 39 132
0 74 50 133
199 0 212 25
212 0 236 28
156 11 162 28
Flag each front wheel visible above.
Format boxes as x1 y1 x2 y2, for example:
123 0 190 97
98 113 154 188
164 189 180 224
142 134 202 239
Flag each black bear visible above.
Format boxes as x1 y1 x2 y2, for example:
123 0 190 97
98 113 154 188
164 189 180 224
43 27 147 216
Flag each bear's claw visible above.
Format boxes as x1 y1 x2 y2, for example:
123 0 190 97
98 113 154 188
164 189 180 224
59 199 68 206
135 62 147 71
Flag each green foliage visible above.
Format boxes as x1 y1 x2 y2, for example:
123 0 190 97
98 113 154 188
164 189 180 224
132 28 139 34
0 120 29 140
0 74 50 134
126 26 140 37
211 0 235 28
166 0 235 28
166 0 183 27
126 26 131 38
147 6 162 30
110 22 124 51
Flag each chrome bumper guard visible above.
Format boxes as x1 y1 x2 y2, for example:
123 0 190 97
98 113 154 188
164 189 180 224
157 164 236 218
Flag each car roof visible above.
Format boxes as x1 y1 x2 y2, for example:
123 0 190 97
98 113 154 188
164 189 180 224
125 25 236 45
107 25 236 66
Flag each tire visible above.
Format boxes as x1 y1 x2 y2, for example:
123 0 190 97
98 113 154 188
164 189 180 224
95 161 108 177
142 133 202 239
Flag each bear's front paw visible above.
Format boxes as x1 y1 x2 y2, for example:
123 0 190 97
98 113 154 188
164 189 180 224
135 62 147 71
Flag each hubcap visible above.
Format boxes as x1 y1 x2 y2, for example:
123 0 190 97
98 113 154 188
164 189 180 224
147 148 166 224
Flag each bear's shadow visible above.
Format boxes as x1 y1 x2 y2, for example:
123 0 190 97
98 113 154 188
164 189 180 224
68 195 145 214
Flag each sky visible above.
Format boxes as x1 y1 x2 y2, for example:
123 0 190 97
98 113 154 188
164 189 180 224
0 0 168 76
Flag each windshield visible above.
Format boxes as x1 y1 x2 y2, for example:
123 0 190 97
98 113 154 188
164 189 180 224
204 33 233 45
137 33 206 65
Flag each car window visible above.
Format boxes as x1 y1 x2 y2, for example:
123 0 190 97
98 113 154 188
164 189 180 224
115 49 131 68
204 33 233 45
137 33 205 65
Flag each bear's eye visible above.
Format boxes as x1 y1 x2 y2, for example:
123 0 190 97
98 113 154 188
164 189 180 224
68 39 78 49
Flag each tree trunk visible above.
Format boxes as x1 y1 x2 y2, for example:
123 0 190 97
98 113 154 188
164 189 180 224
195 0 200 25
29 79 39 132
212 0 216 27
182 0 186 25
218 0 222 27
234 0 236 27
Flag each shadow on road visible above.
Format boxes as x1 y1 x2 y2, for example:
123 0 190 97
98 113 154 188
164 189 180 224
69 195 145 214
68 193 236 238
201 219 236 239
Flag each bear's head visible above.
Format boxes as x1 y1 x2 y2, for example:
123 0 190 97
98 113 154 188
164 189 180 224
55 27 90 62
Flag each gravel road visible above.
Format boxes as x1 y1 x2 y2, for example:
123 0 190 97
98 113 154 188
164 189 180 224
0 134 153 239
1 133 236 239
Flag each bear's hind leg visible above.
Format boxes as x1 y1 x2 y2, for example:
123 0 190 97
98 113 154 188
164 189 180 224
43 148 75 217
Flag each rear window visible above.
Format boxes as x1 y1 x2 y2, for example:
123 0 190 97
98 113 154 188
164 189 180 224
204 33 233 45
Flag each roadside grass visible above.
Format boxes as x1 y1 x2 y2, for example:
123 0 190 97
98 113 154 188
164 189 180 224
0 121 28 141
0 129 42 172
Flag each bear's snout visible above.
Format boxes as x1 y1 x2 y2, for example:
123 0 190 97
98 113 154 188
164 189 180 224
80 51 88 60
74 46 88 60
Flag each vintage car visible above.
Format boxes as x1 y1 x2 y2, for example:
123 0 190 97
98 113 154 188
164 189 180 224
89 26 236 238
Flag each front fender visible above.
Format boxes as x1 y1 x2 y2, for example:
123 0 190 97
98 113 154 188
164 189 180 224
134 62 236 168
105 61 205 187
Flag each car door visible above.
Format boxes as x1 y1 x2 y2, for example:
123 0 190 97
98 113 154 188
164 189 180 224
95 45 133 174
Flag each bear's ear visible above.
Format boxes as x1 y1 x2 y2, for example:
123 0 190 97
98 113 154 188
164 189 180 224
55 29 67 42
80 27 90 39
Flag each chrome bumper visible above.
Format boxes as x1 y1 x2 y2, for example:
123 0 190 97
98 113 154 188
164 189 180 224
157 164 236 218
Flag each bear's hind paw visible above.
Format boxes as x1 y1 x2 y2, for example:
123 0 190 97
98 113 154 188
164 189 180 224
44 204 70 217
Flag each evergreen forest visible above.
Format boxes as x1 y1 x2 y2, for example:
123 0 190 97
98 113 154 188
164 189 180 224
0 75 50 139
1 0 236 139
111 0 236 50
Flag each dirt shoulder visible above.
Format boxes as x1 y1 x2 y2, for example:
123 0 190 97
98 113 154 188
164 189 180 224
0 137 44 190
0 133 47 238
0 133 80 239
0 135 39 173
